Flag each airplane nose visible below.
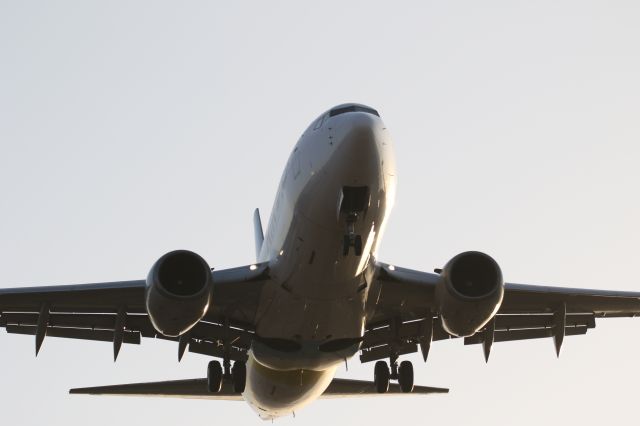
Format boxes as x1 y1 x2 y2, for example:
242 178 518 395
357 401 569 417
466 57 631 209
341 112 379 152
344 111 379 135
337 113 382 184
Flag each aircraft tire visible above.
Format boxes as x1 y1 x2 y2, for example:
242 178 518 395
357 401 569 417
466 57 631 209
374 360 390 393
343 236 350 256
398 360 414 393
232 361 247 393
354 235 363 256
207 360 223 393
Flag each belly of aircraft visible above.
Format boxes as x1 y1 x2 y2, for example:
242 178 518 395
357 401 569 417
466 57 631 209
243 352 337 420
253 208 370 371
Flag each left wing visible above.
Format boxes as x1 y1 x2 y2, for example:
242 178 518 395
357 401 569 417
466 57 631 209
0 264 269 360
363 262 640 363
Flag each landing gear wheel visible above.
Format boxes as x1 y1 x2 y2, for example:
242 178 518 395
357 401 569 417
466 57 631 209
374 360 390 393
398 360 414 393
343 235 350 256
207 360 223 393
353 235 363 256
232 361 247 393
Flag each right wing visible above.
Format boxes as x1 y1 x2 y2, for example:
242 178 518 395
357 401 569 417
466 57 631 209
0 263 270 360
363 262 640 363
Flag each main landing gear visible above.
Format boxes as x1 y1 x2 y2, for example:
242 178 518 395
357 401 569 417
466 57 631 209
207 359 246 393
374 357 414 393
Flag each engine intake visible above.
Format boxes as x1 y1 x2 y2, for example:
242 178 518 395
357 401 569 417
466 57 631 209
157 251 209 296
145 250 213 337
436 251 504 337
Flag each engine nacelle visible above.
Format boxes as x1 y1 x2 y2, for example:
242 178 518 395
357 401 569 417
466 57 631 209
145 250 213 337
436 251 504 337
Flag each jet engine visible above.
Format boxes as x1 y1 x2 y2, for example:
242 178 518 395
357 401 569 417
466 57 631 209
145 250 213 337
436 251 504 337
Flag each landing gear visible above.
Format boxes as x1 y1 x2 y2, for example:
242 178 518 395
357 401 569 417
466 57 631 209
339 186 370 257
373 359 414 393
207 360 223 393
343 234 363 256
342 211 363 257
398 360 414 393
354 235 363 256
208 359 246 393
374 360 390 393
232 361 247 393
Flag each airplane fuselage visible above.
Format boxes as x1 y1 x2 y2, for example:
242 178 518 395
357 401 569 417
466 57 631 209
241 104 397 418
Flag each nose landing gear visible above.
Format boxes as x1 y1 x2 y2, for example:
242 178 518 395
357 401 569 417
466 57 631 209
373 357 414 393
340 186 370 257
343 235 363 257
342 213 363 256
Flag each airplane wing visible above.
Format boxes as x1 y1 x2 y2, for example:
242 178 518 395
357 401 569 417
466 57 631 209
0 263 269 360
363 262 640 363
69 377 448 399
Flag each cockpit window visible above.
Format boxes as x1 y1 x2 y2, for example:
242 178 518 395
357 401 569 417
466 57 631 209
329 105 380 118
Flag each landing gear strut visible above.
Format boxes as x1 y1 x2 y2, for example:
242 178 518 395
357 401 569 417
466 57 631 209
342 212 363 257
373 357 414 393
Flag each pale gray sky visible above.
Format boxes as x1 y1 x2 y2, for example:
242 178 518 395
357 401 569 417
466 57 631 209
1 1 640 424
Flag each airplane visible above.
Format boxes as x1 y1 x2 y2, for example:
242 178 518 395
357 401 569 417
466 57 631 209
1 102 640 420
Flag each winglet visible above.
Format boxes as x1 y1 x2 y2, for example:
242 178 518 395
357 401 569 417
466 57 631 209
253 208 264 261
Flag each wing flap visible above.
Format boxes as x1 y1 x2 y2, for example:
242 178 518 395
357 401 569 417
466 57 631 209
494 313 596 330
6 325 141 344
464 325 589 345
0 312 157 336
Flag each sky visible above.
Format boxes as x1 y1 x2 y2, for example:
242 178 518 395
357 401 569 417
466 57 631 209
1 1 640 424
